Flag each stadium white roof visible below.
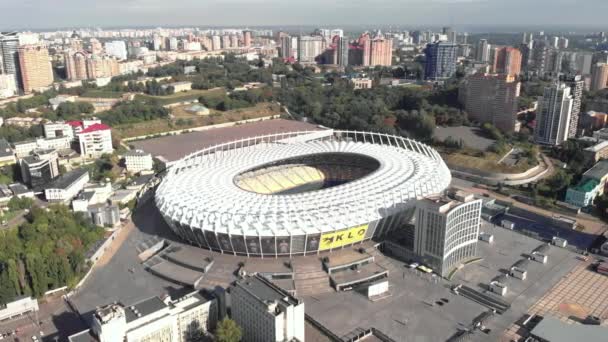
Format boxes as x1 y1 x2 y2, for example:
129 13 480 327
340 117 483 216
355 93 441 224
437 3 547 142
155 131 451 236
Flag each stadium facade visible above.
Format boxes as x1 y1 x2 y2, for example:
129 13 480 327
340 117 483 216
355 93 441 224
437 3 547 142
155 130 452 257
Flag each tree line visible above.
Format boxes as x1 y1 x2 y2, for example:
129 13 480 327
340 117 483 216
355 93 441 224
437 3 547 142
0 205 104 304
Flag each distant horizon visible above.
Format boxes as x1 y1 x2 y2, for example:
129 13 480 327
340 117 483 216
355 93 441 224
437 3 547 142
2 0 607 33
3 24 608 35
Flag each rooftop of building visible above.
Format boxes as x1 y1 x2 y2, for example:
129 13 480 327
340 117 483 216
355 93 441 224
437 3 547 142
67 120 84 127
583 160 608 181
124 149 151 157
79 123 111 134
0 138 13 158
74 190 96 202
68 329 97 342
9 183 31 195
124 296 168 323
234 274 300 309
131 174 155 186
46 168 88 190
529 316 608 342
571 178 600 192
584 140 608 153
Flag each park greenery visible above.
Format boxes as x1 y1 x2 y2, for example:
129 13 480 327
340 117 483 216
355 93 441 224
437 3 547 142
97 99 170 126
0 205 104 304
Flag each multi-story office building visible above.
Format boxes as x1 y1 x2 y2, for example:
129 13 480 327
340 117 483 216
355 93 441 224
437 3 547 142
89 38 103 55
45 168 90 203
564 75 584 138
475 39 490 62
424 41 458 80
19 149 59 189
278 35 292 59
104 40 127 60
297 35 324 63
409 190 482 277
591 63 608 91
370 36 393 66
77 123 113 158
124 149 153 173
0 73 17 98
0 32 21 91
492 46 522 76
534 83 574 145
64 51 88 81
462 73 520 132
70 290 217 342
243 30 252 47
211 35 221 51
64 51 119 81
231 274 304 342
530 40 551 75
359 33 372 66
337 36 349 66
17 44 53 93
44 121 76 140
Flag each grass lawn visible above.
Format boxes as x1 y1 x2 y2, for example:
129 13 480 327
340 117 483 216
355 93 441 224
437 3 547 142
442 148 537 174
114 102 281 139
136 88 226 105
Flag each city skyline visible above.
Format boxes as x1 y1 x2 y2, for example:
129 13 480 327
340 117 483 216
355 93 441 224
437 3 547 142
2 0 608 31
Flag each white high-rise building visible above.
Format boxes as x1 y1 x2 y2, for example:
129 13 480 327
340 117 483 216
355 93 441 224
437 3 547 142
124 149 153 173
475 39 490 63
330 29 344 38
534 83 574 146
231 274 304 342
0 73 17 98
105 41 127 60
412 190 482 277
297 35 324 63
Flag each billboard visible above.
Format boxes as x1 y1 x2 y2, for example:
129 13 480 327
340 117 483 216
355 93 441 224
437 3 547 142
319 224 369 250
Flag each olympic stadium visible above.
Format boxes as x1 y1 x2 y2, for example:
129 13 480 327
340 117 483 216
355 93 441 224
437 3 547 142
155 130 452 257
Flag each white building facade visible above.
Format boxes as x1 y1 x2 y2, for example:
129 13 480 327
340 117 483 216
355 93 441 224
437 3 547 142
231 274 305 342
77 123 113 158
534 83 574 145
124 149 153 173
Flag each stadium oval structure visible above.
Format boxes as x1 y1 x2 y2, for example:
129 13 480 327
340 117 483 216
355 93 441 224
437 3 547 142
155 130 451 257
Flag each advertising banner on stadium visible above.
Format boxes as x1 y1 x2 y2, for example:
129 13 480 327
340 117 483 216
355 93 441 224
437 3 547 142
319 224 369 250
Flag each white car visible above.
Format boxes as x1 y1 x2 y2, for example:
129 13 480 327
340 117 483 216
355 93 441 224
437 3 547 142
408 262 419 269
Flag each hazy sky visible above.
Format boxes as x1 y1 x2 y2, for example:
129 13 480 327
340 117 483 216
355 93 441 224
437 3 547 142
1 0 606 30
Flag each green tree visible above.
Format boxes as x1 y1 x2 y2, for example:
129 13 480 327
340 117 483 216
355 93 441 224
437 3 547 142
215 318 242 342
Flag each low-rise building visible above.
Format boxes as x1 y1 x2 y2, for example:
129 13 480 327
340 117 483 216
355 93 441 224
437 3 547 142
593 127 608 141
583 140 608 164
89 204 121 227
162 81 192 92
12 140 38 158
5 116 43 128
44 168 89 202
231 274 305 342
0 296 39 321
73 290 217 342
351 77 373 89
44 120 76 140
13 137 71 158
566 160 608 207
124 149 153 173
19 148 59 189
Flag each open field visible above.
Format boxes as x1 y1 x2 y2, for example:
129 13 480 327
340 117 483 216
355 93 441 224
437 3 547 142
136 88 226 105
443 149 537 174
113 102 281 139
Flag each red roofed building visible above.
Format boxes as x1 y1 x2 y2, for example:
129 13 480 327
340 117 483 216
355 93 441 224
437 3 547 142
77 121 113 158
